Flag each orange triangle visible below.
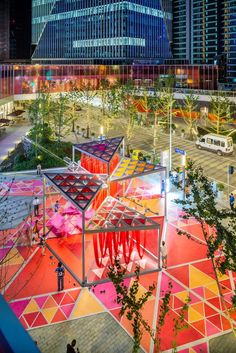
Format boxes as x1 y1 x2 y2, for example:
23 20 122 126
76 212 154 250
68 289 81 301
51 308 67 323
204 288 216 299
191 319 206 336
191 302 204 316
43 296 57 309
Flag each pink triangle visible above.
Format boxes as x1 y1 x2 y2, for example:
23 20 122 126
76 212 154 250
9 299 30 318
60 304 74 318
206 319 221 335
193 286 205 298
34 295 48 309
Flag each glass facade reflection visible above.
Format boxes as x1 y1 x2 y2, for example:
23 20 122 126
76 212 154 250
0 65 14 99
32 0 172 64
10 64 218 96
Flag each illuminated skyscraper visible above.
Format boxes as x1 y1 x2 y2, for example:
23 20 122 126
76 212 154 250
31 0 173 64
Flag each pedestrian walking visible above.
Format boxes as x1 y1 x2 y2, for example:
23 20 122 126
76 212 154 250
54 200 60 213
229 193 235 210
67 339 80 353
55 261 65 291
32 197 40 216
37 164 42 176
39 234 46 256
160 240 167 269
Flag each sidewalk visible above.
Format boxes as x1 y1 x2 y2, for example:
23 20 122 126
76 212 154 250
0 123 31 164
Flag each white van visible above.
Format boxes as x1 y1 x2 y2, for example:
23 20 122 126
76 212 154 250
196 134 233 155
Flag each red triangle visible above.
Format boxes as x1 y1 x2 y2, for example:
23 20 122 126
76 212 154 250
191 319 205 336
31 312 48 328
51 308 67 323
173 296 185 309
23 312 38 327
75 194 87 201
110 308 122 321
60 293 75 305
87 181 98 187
66 174 76 180
60 304 74 318
116 206 126 211
167 265 190 287
54 174 64 180
82 187 93 193
59 181 70 187
204 303 218 317
111 219 119 225
136 218 146 224
123 218 133 225
52 292 65 305
207 297 221 310
207 314 222 330
19 316 28 329
68 186 78 193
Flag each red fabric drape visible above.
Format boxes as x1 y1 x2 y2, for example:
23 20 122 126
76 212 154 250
93 229 147 268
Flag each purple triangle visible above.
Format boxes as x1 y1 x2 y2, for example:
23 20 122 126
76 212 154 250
60 303 74 318
34 295 49 309
9 299 30 318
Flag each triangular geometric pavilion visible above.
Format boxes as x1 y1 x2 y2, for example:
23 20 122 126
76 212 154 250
44 173 105 211
73 136 124 163
111 157 165 181
85 196 159 233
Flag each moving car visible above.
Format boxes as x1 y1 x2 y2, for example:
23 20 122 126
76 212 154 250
196 134 233 156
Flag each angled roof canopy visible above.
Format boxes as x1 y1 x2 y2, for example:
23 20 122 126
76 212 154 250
85 196 159 233
73 136 124 164
110 157 166 181
44 173 105 211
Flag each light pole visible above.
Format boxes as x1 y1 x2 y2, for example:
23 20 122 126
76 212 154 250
169 96 173 172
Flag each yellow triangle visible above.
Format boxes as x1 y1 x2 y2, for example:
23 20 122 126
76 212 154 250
130 279 155 301
188 307 204 323
24 299 39 314
189 265 214 288
190 349 196 353
4 248 24 266
42 307 58 322
175 290 189 303
205 282 219 296
71 289 104 319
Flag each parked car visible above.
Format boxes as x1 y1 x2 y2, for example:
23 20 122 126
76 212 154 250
196 134 233 155
130 149 152 161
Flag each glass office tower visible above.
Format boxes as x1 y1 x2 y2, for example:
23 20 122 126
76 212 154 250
32 0 172 64
222 0 236 86
172 0 190 62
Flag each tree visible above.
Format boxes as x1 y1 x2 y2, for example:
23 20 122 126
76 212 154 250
66 88 81 132
119 80 139 155
172 160 236 330
209 93 235 135
76 81 97 138
180 93 199 140
53 93 74 144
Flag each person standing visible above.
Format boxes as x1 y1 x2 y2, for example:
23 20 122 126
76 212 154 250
54 200 60 213
55 261 65 291
67 339 80 353
160 240 167 269
39 234 46 256
229 193 235 210
32 197 40 216
37 164 42 176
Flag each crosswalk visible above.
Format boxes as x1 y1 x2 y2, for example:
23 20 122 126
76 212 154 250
128 127 236 190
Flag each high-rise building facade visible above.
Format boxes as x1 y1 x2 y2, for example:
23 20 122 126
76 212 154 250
32 0 173 64
173 0 236 87
172 0 191 62
0 0 10 61
222 0 236 85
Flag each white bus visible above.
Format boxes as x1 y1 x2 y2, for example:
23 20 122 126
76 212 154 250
196 134 233 156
